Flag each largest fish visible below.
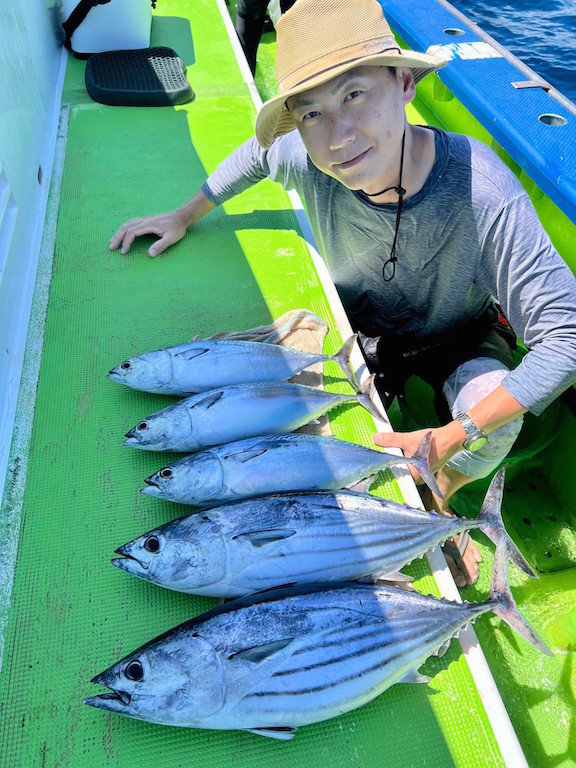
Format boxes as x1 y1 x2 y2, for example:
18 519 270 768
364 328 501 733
114 470 535 597
124 377 382 453
86 543 551 739
108 335 359 394
142 431 442 504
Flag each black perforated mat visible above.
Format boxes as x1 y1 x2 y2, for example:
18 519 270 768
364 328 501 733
85 46 194 106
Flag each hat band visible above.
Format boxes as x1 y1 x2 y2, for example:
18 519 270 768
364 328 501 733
277 36 401 94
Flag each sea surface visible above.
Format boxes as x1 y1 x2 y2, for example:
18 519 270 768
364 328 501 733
449 0 576 103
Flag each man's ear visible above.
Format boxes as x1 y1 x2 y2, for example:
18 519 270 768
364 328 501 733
398 67 416 105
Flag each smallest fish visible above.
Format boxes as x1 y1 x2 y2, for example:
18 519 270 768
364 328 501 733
108 335 360 395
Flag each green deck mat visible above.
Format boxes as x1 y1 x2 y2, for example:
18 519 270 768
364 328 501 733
0 1 552 766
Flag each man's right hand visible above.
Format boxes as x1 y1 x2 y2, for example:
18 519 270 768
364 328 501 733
109 210 189 257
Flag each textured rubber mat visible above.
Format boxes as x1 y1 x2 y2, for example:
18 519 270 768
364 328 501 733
85 46 194 107
0 2 509 767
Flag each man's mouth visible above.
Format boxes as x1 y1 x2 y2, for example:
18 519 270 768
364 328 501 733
335 149 370 169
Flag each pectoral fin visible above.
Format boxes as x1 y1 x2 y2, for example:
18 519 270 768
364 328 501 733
224 447 268 463
192 391 224 409
174 346 210 360
232 529 296 548
228 637 295 664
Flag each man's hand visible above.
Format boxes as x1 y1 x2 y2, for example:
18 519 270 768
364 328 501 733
372 422 466 478
109 189 217 258
109 210 189 257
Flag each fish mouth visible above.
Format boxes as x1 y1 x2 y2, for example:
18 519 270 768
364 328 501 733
107 371 122 381
85 683 132 711
112 548 149 572
143 476 157 487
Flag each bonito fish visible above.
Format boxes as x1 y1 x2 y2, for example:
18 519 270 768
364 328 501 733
114 470 535 597
86 543 551 739
142 431 442 504
124 376 386 454
108 336 359 394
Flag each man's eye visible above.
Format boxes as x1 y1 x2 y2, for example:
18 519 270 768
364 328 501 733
302 111 320 121
345 90 362 102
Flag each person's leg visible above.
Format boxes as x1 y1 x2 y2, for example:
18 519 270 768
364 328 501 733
433 357 524 585
235 0 269 74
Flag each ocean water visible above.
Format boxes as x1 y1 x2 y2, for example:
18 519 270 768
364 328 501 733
449 0 576 103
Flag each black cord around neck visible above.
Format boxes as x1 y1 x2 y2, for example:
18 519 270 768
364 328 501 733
364 128 407 282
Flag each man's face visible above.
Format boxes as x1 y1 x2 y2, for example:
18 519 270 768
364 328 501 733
287 66 415 195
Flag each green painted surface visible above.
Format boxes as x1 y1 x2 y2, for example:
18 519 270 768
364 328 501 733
1 1 563 766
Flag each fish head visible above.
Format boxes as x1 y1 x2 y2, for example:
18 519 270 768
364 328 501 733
142 453 224 504
112 514 228 590
85 629 226 725
123 403 186 451
108 351 173 393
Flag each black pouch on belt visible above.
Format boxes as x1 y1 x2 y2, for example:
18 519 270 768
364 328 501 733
358 304 517 419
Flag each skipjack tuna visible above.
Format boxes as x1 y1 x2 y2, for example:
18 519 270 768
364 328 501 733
142 431 442 504
124 377 385 454
114 471 534 597
86 543 551 739
108 336 359 394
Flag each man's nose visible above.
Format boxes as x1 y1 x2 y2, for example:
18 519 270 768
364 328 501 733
328 116 356 150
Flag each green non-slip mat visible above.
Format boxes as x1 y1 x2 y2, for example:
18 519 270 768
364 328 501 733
0 2 511 766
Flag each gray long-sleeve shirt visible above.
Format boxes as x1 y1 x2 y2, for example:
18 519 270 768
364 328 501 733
202 128 576 415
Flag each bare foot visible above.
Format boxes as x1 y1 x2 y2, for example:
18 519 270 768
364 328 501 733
442 533 482 588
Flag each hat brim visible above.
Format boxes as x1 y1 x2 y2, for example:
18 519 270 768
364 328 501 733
255 51 445 148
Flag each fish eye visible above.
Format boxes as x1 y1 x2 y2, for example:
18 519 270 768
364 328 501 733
121 361 131 370
137 421 148 431
160 467 172 478
144 535 160 553
125 660 144 681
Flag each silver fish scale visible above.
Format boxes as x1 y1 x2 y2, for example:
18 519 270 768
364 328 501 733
196 586 485 729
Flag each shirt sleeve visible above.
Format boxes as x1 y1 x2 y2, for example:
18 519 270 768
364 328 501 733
201 133 307 205
478 192 576 415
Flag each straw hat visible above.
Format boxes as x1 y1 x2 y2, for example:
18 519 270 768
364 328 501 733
255 0 446 148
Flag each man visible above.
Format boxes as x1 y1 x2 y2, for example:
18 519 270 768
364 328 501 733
235 0 296 74
110 0 576 586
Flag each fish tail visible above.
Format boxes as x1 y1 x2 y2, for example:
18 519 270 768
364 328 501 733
488 539 552 656
402 431 444 500
332 335 360 392
475 468 537 578
356 374 387 423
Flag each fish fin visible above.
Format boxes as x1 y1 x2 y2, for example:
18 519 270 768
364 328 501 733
432 639 452 657
224 447 268 463
232 529 296 548
229 637 295 664
333 335 361 392
399 669 431 685
246 726 297 740
476 468 536 578
174 346 210 360
403 431 444 500
356 374 387 423
346 477 374 493
356 570 413 584
188 335 200 342
192 391 224 409
488 540 552 656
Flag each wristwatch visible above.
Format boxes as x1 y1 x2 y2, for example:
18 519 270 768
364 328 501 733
455 412 487 452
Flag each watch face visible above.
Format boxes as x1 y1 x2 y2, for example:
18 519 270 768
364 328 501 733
468 436 488 452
